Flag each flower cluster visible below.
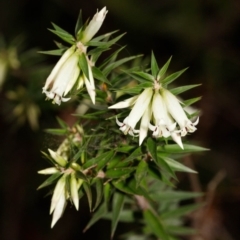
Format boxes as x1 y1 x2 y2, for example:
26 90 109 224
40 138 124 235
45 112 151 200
109 81 198 149
38 149 83 227
42 7 108 105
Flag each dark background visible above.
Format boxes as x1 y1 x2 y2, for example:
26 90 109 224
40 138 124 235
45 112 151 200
0 0 240 239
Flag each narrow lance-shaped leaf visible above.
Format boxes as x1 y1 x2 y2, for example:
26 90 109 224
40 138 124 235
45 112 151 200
87 33 126 48
83 203 107 232
105 167 136 178
44 128 67 135
82 150 114 170
162 67 188 86
157 56 172 80
52 22 72 36
38 49 65 56
83 182 92 211
161 203 204 220
78 53 89 79
75 10 83 37
92 66 111 85
90 30 119 42
48 29 75 45
99 46 125 69
132 72 155 82
151 51 159 78
170 84 201 95
166 225 197 235
135 160 148 187
147 138 175 179
153 191 203 202
183 97 201 107
158 144 209 153
111 192 125 239
103 55 142 76
93 178 104 211
143 209 170 240
56 117 68 128
162 156 197 173
37 172 62 190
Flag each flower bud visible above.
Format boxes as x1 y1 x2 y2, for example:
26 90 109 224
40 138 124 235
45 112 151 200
81 7 108 43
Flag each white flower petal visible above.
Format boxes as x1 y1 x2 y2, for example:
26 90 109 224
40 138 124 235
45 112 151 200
109 96 138 109
43 46 75 91
50 175 66 214
161 88 188 128
139 104 152 145
127 88 153 129
70 173 79 210
84 74 96 104
51 191 66 228
63 54 80 95
171 132 184 149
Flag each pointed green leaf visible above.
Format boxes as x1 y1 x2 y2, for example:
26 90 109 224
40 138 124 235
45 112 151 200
158 144 209 154
92 66 111 84
93 178 104 211
75 10 83 36
151 52 159 78
83 182 92 211
170 84 201 95
121 147 142 163
78 53 89 79
166 226 196 235
183 97 201 106
104 183 112 205
162 156 197 173
162 68 188 86
44 129 67 135
157 56 172 80
48 29 75 45
82 151 115 171
152 191 203 202
87 33 125 48
147 138 158 161
52 23 72 35
83 203 107 232
161 203 203 220
132 72 154 82
144 209 169 240
56 117 68 128
91 30 119 42
74 170 88 181
103 55 142 76
37 172 62 190
111 192 125 238
135 160 148 187
38 49 65 56
105 167 136 179
112 180 136 195
147 138 175 179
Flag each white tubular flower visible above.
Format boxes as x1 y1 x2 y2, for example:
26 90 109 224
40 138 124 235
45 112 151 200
42 46 80 105
161 88 199 137
81 7 108 43
149 91 183 149
50 174 67 228
51 191 66 228
109 88 153 145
